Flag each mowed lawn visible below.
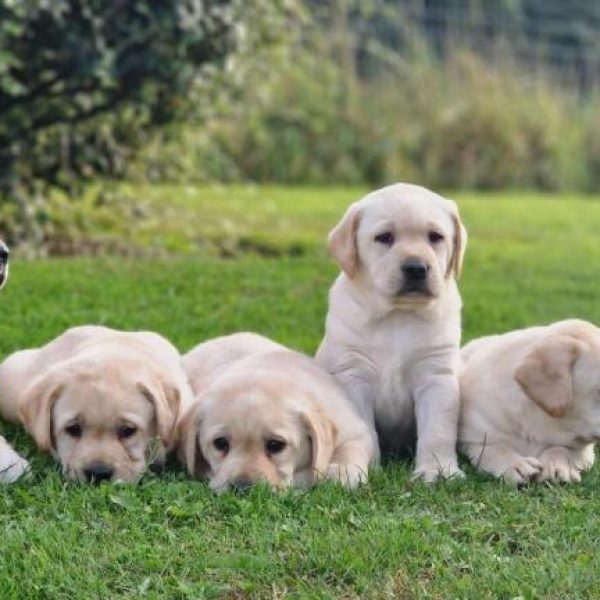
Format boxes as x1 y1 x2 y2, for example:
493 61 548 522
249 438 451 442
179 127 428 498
2 186 600 598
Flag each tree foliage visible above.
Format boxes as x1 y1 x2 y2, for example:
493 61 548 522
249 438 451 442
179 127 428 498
0 0 237 195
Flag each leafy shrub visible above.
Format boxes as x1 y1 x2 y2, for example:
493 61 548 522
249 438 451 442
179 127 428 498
0 0 289 248
0 0 238 186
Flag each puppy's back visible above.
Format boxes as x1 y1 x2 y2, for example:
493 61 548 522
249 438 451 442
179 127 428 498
0 325 187 422
461 326 548 370
0 349 40 422
0 326 110 422
182 332 285 394
229 347 368 432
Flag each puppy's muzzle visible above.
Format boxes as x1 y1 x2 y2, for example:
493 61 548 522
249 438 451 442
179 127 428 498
0 241 9 288
399 258 430 294
83 462 115 484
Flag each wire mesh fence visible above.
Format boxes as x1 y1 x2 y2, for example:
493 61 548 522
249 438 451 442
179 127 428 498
317 0 600 92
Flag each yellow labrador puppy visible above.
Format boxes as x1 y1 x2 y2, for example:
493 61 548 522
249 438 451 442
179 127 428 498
459 319 600 485
0 241 30 483
316 183 467 482
0 325 193 483
179 333 375 492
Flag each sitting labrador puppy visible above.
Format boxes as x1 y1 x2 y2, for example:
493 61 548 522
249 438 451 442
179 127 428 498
0 240 30 483
178 332 375 492
459 319 600 485
316 183 468 482
0 325 193 483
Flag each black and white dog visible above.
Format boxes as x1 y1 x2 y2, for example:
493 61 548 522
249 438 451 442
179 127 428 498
0 240 8 289
0 240 30 482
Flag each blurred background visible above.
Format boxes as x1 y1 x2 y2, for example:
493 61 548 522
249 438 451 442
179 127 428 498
3 6 600 596
1 0 599 254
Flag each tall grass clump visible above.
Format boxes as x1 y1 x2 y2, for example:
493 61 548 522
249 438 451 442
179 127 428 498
392 53 589 191
135 2 600 192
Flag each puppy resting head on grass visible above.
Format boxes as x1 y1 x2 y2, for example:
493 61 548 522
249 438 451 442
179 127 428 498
20 358 180 482
0 326 192 483
179 373 336 492
179 333 374 492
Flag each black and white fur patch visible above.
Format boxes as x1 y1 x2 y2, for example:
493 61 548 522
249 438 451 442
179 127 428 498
0 240 9 289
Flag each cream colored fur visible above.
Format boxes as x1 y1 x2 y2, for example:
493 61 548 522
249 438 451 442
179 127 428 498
316 183 467 482
179 332 376 492
459 319 600 484
0 325 193 483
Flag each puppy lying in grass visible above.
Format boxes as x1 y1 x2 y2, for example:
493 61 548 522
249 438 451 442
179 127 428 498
178 333 376 492
459 319 599 484
0 325 193 483
0 240 30 483
317 183 467 482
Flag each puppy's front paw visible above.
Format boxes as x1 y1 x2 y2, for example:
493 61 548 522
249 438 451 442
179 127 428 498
537 448 584 483
501 456 542 485
0 456 30 483
326 463 368 488
412 463 465 484
575 444 595 472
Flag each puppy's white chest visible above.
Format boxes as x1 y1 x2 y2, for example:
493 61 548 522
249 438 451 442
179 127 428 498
365 335 415 422
378 354 410 399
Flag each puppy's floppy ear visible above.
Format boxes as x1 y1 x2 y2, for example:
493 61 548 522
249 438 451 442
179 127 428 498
176 400 210 478
137 373 182 447
446 200 468 280
328 202 362 278
18 368 66 452
301 407 337 480
515 334 582 417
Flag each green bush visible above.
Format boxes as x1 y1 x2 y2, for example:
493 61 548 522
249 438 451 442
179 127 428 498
0 0 290 248
0 0 240 187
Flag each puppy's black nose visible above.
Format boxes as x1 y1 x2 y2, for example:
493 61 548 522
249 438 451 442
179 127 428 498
231 477 254 492
402 259 429 280
83 463 114 483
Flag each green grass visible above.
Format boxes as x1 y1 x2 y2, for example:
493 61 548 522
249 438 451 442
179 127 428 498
2 186 600 598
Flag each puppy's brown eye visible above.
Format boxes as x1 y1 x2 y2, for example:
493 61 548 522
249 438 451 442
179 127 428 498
118 425 137 439
265 439 286 455
428 231 444 244
65 423 82 438
374 232 394 245
213 437 229 452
